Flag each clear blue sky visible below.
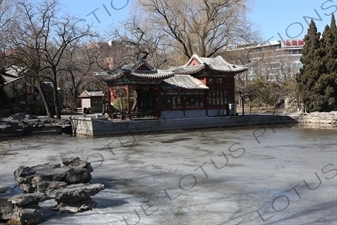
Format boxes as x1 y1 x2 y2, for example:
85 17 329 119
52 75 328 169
247 0 336 42
58 0 132 29
59 0 336 42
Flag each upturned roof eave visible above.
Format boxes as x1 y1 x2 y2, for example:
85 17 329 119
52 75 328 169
160 85 209 90
129 72 175 80
206 66 249 73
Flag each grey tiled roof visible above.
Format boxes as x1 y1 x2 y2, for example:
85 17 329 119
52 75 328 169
177 54 248 73
161 74 208 90
199 55 247 72
79 90 104 97
94 60 174 81
129 70 174 79
171 64 204 74
1 75 24 84
1 65 28 84
94 55 246 90
5 65 27 77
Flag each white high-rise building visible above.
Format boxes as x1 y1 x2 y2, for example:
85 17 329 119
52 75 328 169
226 40 303 82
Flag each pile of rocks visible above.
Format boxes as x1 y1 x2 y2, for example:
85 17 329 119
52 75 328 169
0 157 105 224
1 193 46 225
0 112 72 137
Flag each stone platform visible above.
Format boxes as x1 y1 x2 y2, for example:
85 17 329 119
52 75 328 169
70 114 298 137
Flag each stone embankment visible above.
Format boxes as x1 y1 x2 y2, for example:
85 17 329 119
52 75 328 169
0 113 72 137
290 111 337 127
71 114 298 136
0 157 105 224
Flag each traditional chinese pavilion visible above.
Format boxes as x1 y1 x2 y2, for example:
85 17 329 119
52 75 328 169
94 54 247 120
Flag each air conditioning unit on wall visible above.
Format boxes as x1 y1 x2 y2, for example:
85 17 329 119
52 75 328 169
219 109 227 116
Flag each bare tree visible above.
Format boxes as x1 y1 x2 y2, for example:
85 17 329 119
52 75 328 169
136 0 258 59
59 40 99 110
0 0 12 29
0 0 17 68
237 81 258 115
108 14 169 68
7 0 96 118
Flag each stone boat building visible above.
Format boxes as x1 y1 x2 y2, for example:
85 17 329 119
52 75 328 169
94 54 247 120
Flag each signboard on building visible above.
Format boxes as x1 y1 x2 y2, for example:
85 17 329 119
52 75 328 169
281 40 304 48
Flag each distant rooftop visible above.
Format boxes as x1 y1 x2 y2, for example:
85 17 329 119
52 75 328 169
79 90 104 98
0 65 28 84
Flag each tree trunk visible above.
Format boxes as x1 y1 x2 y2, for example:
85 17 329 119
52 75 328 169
249 101 252 115
241 97 245 116
72 91 78 111
51 70 61 119
37 82 54 118
53 85 61 119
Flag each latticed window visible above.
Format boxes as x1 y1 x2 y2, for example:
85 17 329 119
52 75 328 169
208 77 225 86
162 96 172 109
186 95 204 108
162 95 182 109
208 90 231 106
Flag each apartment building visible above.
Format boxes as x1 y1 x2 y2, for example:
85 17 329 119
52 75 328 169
226 40 303 82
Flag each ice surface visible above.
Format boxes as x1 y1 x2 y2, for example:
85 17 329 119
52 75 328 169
0 125 336 224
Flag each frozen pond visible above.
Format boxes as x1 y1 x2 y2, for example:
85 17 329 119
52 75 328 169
1 124 336 224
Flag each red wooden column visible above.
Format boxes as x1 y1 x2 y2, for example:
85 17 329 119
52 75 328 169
108 87 111 112
126 84 131 119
